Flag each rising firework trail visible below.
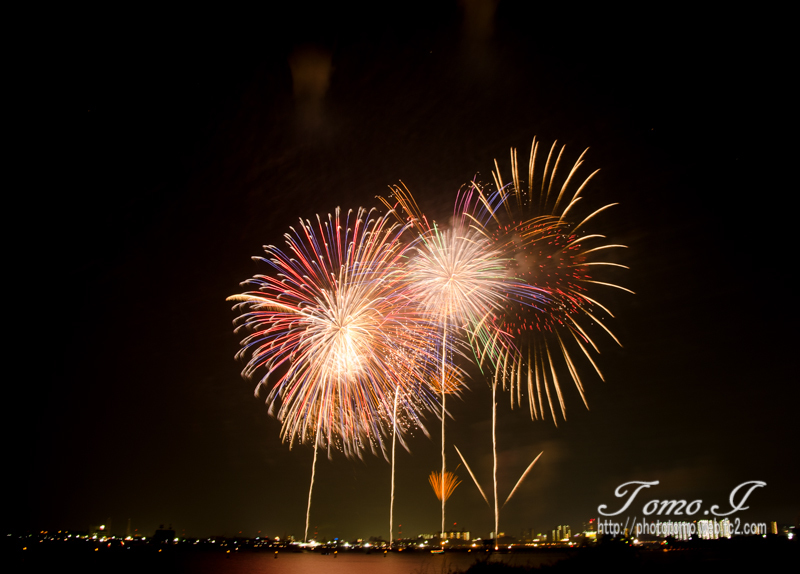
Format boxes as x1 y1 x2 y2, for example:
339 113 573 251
229 207 437 541
389 387 398 548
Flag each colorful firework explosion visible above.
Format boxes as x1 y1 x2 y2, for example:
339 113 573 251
228 207 438 457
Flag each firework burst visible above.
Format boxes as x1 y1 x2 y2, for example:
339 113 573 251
383 182 549 373
229 206 437 455
429 469 462 502
483 138 633 423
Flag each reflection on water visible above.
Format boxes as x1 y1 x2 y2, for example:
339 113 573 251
182 550 567 574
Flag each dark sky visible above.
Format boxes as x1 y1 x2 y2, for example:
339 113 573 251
11 3 796 542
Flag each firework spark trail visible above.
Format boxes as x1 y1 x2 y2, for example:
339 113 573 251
456 441 544 550
453 445 489 505
503 451 543 507
229 207 439 540
385 333 447 546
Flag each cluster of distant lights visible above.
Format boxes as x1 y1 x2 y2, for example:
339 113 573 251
15 529 149 542
13 526 792 551
11 531 298 547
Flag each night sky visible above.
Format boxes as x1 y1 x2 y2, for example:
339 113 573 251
12 3 796 542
